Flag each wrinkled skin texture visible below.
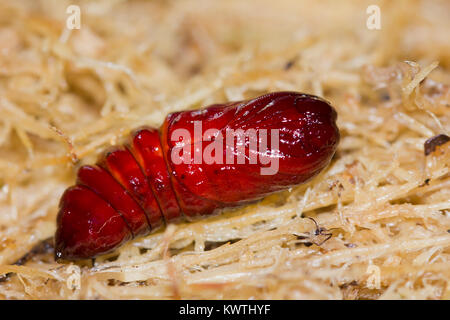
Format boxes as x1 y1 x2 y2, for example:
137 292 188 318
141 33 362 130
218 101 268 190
55 92 340 260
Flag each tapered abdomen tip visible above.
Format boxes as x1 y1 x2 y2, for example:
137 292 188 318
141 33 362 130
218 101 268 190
55 186 132 260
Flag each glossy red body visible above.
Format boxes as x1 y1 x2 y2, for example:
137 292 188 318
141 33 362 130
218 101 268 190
55 92 340 260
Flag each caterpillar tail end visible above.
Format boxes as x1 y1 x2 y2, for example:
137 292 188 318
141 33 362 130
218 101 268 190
55 185 132 261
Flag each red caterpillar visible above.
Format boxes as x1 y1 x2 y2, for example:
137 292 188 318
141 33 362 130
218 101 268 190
55 92 340 260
